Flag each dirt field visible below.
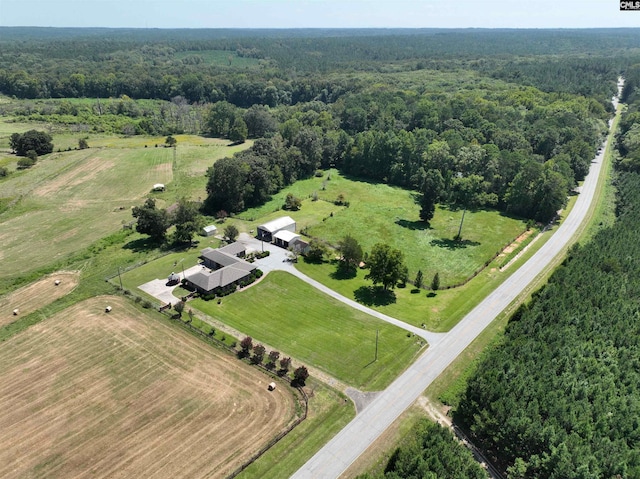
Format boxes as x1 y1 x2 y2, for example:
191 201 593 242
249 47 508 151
0 271 79 327
0 296 299 479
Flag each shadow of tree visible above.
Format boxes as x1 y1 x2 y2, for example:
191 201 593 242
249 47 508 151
123 236 160 252
354 286 396 306
430 238 480 249
395 218 431 231
302 256 325 265
330 265 357 280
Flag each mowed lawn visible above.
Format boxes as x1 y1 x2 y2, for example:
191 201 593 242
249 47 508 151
191 271 423 391
236 170 526 285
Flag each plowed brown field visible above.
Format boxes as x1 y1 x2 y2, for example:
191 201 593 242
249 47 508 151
0 296 298 479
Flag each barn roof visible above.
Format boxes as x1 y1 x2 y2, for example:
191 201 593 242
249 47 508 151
257 216 295 234
273 230 300 243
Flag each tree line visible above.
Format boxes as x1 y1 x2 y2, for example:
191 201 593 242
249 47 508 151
205 79 609 223
358 419 488 479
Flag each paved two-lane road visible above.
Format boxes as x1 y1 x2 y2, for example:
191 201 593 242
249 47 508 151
291 84 622 478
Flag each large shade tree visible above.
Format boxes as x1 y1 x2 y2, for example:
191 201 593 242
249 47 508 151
172 198 203 245
10 130 53 156
337 235 363 271
365 243 406 291
132 198 169 242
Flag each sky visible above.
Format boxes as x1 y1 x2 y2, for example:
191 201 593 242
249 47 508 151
0 0 637 29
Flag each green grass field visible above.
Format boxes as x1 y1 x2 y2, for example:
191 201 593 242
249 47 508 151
191 271 424 391
0 123 251 280
237 169 526 285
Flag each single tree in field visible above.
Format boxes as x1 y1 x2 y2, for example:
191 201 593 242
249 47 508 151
78 138 89 149
267 350 280 370
165 135 177 147
172 198 203 245
132 198 169 243
419 168 444 223
174 300 185 318
293 366 309 386
431 272 440 291
283 193 302 211
365 243 406 291
279 356 292 375
414 270 424 289
252 343 266 364
10 130 53 156
223 224 239 242
399 265 409 287
240 336 253 358
337 235 363 271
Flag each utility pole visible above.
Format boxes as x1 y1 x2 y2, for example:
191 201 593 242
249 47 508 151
375 329 379 362
117 266 123 290
457 208 466 241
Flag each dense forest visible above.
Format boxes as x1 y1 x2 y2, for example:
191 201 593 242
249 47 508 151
358 420 488 479
1 28 634 224
0 28 636 104
453 86 640 478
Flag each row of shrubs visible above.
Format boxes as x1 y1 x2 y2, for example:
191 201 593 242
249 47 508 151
238 336 310 386
246 250 270 263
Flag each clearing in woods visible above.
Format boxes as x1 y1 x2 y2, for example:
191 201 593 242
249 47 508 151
0 271 79 327
0 296 299 479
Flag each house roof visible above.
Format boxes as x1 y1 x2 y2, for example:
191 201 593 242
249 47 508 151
273 230 300 243
258 216 295 234
201 249 241 268
218 242 246 256
187 263 256 291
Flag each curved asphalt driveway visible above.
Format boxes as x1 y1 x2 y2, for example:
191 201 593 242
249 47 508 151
290 87 621 478
237 235 446 345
